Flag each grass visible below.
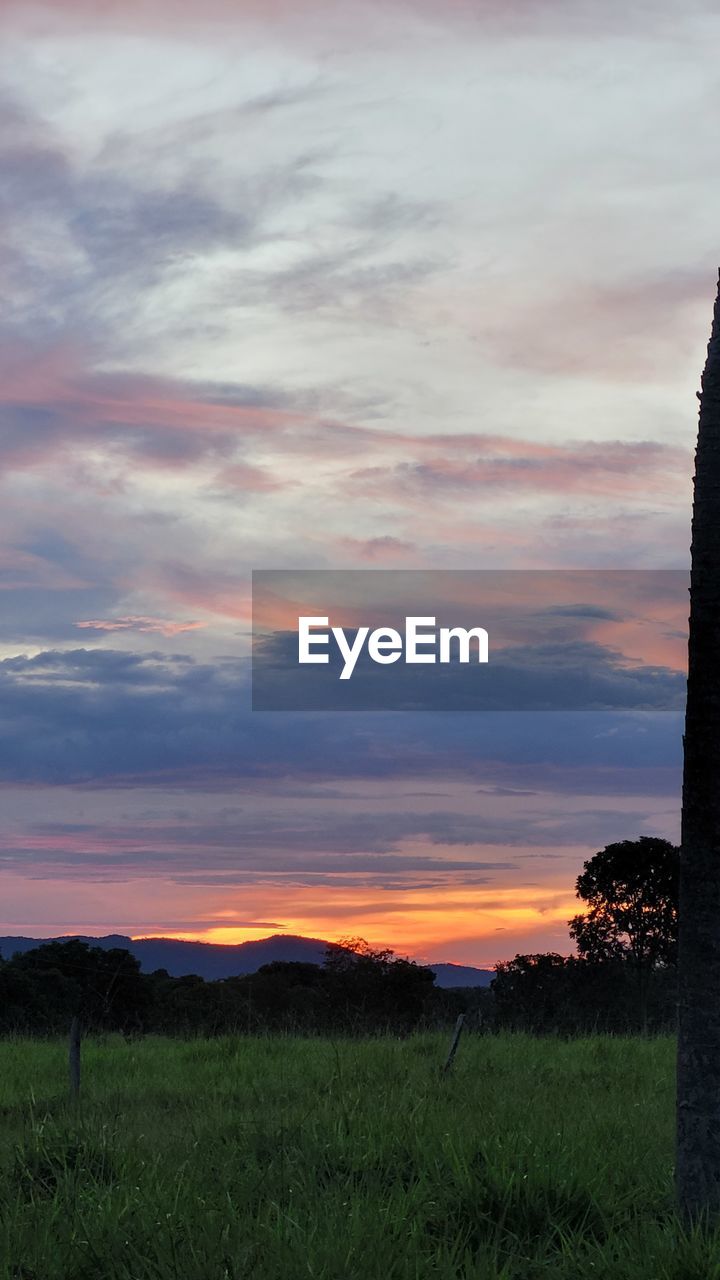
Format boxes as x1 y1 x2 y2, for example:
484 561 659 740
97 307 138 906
0 1031 717 1279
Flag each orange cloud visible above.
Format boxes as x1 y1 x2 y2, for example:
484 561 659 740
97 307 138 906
141 880 579 965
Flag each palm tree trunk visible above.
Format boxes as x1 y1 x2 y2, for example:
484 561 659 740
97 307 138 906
677 269 720 1216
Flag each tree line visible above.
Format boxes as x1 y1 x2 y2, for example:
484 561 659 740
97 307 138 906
0 836 679 1037
0 936 450 1036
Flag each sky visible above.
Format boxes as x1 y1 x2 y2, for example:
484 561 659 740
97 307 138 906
0 0 714 965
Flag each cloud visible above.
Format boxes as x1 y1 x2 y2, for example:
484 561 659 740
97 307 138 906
226 246 443 324
0 347 303 473
76 616 207 637
0 340 689 498
0 547 89 592
1 0 704 41
0 646 683 787
347 439 690 503
0 90 325 344
338 536 417 562
475 268 711 380
208 462 290 494
254 630 685 711
538 605 623 621
0 794 662 886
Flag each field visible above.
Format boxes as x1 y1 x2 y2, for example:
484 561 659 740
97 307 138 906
0 1032 718 1280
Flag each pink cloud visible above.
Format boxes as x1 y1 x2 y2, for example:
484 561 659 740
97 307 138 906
75 615 207 637
346 438 690 502
339 536 417 562
137 565 253 622
210 462 289 493
0 336 691 514
0 341 310 474
473 268 710 380
0 0 663 43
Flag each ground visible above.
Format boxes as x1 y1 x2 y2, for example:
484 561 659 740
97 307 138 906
0 1032 717 1280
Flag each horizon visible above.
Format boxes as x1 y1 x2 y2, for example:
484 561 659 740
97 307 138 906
0 0 707 963
0 926 513 970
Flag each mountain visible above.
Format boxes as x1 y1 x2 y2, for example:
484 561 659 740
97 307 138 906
427 962 494 988
0 933 493 988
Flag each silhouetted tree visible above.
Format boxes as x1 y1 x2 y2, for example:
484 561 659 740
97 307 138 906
2 937 457 1036
569 837 678 1028
323 937 435 1030
492 953 570 1032
491 950 676 1035
677 271 720 1217
13 940 149 1030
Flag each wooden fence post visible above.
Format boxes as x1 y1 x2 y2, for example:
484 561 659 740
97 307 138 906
441 1013 465 1076
69 1016 81 1102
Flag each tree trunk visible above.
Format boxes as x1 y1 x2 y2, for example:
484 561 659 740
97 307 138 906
677 269 720 1216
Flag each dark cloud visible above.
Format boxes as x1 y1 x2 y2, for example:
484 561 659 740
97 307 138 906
0 646 683 787
538 604 622 621
253 630 684 711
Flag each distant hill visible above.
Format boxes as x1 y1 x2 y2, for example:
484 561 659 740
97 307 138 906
427 962 494 988
0 933 493 988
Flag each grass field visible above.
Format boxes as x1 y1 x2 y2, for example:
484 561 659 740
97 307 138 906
0 1032 718 1280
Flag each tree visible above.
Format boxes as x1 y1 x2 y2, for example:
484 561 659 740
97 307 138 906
569 837 679 965
15 940 149 1030
569 837 678 1029
491 948 677 1036
677 271 720 1217
492 953 571 1032
322 937 435 1030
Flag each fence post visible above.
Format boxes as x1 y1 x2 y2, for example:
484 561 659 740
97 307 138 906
69 1016 81 1102
441 1013 465 1076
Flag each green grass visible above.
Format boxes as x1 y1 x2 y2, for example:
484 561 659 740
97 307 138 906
0 1031 716 1279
